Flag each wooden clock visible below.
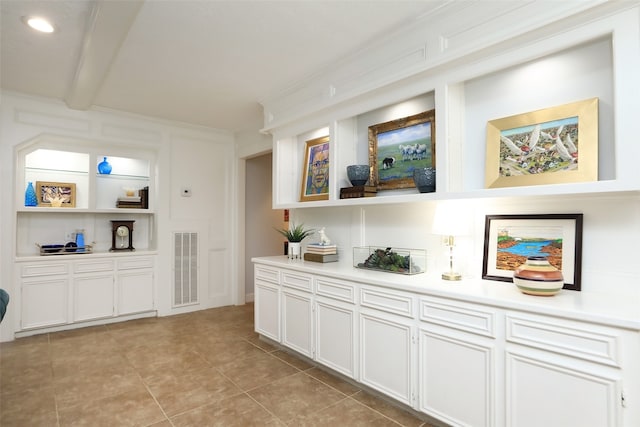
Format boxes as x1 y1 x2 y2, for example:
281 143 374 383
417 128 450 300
110 220 135 251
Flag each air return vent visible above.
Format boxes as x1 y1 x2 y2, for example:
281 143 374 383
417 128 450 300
173 232 198 307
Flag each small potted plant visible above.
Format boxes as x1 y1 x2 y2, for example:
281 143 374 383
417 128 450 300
275 222 315 259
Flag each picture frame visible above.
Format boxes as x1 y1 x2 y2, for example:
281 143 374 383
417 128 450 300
482 214 583 291
36 181 76 207
368 109 435 191
485 97 598 189
300 135 330 202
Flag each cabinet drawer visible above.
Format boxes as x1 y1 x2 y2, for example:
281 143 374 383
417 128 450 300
117 257 154 270
506 313 621 367
21 262 68 277
254 265 280 284
419 297 496 338
315 276 356 304
360 286 414 318
281 270 313 292
74 259 115 274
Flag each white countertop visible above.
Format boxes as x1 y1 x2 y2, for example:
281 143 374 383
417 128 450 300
253 256 640 330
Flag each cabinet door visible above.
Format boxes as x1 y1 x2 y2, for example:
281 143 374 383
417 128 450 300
360 309 414 406
254 280 280 342
315 297 357 379
281 288 313 358
73 274 114 322
118 270 154 315
506 348 621 427
21 277 69 329
420 327 495 427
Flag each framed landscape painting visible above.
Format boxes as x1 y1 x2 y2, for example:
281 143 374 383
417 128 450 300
482 213 583 290
368 110 435 191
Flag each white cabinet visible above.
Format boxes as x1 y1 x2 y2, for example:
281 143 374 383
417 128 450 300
314 276 358 379
418 297 498 427
254 265 281 342
72 258 115 322
505 312 624 427
359 285 416 407
73 273 114 322
281 270 314 358
17 254 155 334
116 256 154 315
19 261 69 329
252 258 640 426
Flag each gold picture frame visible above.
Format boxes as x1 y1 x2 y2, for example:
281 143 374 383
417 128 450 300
369 110 435 191
36 181 76 207
300 135 330 202
485 97 598 189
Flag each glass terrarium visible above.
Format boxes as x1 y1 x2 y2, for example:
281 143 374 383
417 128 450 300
353 246 426 275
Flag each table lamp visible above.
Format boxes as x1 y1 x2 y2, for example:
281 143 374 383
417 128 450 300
432 202 470 281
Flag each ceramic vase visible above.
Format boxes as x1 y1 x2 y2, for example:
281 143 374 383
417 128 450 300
288 242 301 259
412 167 436 193
347 165 370 186
25 181 38 207
513 256 564 296
98 156 112 174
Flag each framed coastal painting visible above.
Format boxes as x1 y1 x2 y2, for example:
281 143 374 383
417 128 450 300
36 181 76 207
368 109 435 191
300 135 330 202
482 213 583 290
485 98 598 189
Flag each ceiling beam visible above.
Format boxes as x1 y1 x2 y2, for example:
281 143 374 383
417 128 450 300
65 0 144 110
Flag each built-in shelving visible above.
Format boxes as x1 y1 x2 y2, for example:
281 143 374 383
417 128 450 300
15 134 157 257
269 10 640 209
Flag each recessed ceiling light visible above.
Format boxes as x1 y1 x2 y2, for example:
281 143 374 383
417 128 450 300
22 16 55 33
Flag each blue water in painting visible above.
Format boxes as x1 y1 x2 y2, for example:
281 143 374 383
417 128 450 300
499 240 553 257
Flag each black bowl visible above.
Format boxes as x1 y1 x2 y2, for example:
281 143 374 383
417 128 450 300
65 242 78 252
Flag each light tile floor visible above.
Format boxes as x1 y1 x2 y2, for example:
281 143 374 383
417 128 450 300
0 303 436 426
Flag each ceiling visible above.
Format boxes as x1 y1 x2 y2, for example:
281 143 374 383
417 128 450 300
1 0 442 133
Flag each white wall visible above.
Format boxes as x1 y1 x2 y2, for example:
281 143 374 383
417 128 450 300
0 91 237 341
291 192 640 298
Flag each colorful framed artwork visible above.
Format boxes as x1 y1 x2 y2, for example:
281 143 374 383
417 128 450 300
368 109 435 191
482 214 583 291
485 98 598 189
36 181 76 207
300 135 330 202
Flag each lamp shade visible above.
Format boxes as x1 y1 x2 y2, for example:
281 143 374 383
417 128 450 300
432 201 471 236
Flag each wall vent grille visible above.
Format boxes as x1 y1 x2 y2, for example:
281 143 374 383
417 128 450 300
173 232 198 307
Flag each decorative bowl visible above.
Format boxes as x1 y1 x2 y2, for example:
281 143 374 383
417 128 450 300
347 165 370 186
413 167 436 193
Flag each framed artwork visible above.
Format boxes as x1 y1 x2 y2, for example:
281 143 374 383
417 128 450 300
300 135 330 202
482 214 583 291
368 109 435 191
485 97 598 189
36 181 76 207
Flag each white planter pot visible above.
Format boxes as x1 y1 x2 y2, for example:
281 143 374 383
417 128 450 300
288 242 301 259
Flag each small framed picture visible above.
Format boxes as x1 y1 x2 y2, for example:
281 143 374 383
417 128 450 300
368 110 435 191
36 181 76 207
485 98 598 189
300 135 330 202
482 213 583 290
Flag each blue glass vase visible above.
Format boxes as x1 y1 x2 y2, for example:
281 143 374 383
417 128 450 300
25 181 38 206
98 156 112 174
